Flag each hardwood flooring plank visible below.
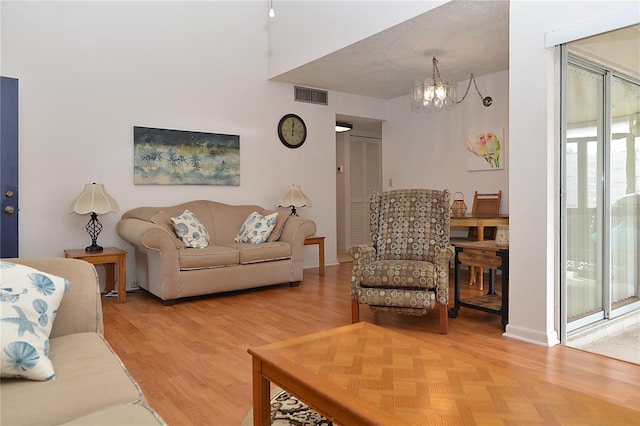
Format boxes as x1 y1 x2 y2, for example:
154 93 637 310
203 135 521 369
102 263 640 425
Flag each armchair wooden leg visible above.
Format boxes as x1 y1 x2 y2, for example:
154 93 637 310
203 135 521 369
439 304 448 335
351 299 360 323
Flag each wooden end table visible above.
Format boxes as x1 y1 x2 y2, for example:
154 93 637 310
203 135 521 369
64 247 127 303
304 236 325 276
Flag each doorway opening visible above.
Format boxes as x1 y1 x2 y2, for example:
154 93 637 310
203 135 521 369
335 115 382 262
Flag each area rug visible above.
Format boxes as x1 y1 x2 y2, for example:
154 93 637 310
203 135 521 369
241 387 334 426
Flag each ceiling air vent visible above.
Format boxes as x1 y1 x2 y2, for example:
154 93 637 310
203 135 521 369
294 86 328 106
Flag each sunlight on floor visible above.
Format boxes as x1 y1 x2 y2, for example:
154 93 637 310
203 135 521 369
568 311 640 364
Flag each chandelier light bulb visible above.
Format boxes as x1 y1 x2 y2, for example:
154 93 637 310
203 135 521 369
435 83 446 100
424 85 435 102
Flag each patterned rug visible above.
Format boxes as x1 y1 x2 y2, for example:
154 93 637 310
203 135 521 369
241 388 334 425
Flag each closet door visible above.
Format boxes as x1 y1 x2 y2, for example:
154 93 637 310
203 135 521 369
350 136 381 246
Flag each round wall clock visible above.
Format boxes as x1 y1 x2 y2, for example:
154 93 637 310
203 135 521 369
278 114 307 148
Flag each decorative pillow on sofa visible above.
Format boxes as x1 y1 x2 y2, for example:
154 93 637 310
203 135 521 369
0 261 70 381
235 211 278 244
170 210 210 248
266 210 288 242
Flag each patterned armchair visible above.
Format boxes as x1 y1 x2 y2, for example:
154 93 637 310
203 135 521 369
349 189 454 334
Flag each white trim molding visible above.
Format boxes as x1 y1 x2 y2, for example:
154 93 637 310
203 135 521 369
545 7 640 48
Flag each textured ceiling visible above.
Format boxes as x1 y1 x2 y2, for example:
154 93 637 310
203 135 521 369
270 1 510 100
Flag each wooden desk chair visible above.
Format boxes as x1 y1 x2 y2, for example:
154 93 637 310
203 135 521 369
468 191 502 239
459 191 502 289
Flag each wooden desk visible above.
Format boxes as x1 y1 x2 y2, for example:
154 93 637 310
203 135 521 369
248 322 637 425
448 240 509 330
304 236 325 276
64 247 127 303
450 213 509 241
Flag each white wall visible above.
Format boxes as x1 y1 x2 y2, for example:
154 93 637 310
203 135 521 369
1 1 385 288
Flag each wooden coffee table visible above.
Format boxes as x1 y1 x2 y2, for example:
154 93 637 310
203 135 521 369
248 322 639 425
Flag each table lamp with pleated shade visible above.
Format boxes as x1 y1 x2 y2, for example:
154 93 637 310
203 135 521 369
69 183 119 252
277 184 311 216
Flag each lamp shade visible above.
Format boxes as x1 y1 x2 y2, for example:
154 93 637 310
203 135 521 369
69 183 119 215
277 184 311 209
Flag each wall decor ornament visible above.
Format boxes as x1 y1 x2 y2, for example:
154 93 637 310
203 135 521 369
467 128 505 171
133 126 240 185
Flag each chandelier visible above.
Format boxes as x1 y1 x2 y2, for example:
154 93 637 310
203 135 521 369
411 56 493 113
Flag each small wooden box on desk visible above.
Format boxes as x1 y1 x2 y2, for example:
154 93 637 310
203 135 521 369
64 247 127 303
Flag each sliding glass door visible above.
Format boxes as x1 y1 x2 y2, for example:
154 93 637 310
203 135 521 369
563 53 640 333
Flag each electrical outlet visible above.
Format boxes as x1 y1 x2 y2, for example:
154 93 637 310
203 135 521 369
388 178 393 187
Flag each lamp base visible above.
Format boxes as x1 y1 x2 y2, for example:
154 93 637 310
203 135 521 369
85 244 104 253
84 213 104 253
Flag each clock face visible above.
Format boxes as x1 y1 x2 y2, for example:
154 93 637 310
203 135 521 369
278 114 307 148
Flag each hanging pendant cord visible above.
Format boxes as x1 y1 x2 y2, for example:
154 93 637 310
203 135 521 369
457 73 484 104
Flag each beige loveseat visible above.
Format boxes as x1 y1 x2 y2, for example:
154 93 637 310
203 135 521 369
116 200 317 304
0 258 164 426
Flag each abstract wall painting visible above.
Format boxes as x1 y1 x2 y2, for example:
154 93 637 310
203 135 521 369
133 126 240 185
467 128 505 171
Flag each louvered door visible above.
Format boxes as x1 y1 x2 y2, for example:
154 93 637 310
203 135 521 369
350 136 381 246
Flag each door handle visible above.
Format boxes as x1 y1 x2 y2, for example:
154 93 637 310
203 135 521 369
4 206 15 214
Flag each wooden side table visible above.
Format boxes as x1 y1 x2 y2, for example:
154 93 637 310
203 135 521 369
304 236 325 276
64 247 127 303
448 240 509 330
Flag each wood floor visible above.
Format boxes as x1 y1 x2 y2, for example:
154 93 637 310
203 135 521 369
102 263 640 425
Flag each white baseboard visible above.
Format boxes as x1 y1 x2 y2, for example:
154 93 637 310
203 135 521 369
503 324 561 347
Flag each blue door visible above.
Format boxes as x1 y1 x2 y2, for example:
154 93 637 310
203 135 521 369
0 77 19 258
